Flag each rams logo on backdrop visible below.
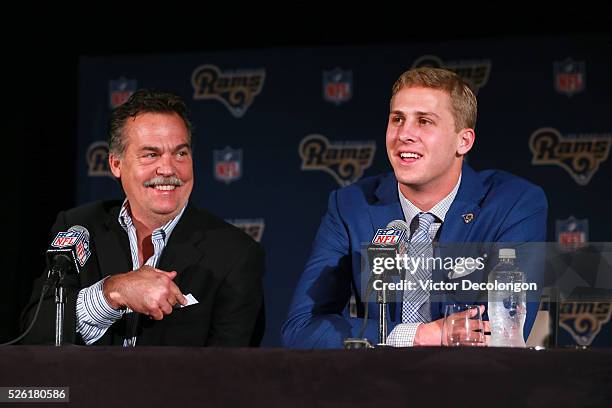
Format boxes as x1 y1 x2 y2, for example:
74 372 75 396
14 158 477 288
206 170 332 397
109 77 137 108
323 68 352 105
529 128 611 185
412 55 491 94
214 146 242 184
191 64 265 118
556 216 589 251
86 141 112 177
226 219 265 242
559 302 612 346
554 58 585 96
299 134 376 187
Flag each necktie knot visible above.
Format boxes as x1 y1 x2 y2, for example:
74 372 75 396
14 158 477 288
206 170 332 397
411 212 435 242
418 212 435 228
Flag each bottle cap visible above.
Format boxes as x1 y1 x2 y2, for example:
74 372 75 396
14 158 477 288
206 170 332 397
499 248 516 258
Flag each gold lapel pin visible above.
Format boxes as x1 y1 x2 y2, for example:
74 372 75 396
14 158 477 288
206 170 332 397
462 213 474 224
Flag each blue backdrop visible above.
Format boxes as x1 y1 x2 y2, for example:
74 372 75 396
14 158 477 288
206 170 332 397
77 35 612 346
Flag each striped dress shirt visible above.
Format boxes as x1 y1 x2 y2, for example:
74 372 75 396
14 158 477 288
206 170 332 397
386 174 461 347
75 201 187 346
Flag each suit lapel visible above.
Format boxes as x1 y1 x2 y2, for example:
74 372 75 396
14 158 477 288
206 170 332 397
429 164 486 319
371 165 486 322
435 163 485 282
367 173 404 231
157 203 205 287
96 202 204 284
97 205 132 277
438 163 485 245
368 166 486 241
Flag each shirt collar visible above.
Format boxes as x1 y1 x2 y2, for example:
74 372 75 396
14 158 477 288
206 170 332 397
398 173 462 225
117 199 187 243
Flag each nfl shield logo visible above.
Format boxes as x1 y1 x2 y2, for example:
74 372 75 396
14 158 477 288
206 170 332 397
75 239 91 267
109 77 137 108
554 58 585 96
556 216 589 250
52 231 79 248
371 228 406 246
323 68 352 105
214 146 242 184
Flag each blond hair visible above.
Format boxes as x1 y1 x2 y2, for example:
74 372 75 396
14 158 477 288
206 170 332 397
391 67 477 131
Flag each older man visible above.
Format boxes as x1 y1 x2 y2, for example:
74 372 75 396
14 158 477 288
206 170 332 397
22 90 264 347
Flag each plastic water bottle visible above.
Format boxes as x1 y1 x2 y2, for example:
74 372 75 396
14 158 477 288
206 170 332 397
487 248 526 347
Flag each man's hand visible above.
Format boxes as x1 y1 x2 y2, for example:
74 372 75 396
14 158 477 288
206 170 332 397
413 305 491 346
102 266 188 320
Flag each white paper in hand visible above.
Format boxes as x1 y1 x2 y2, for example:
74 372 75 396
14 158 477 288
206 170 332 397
177 293 199 308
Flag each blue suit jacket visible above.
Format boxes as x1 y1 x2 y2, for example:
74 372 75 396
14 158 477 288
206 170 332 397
282 163 548 348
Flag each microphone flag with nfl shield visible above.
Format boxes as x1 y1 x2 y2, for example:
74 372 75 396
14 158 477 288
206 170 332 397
46 225 91 283
360 220 411 345
1 225 92 347
366 220 410 297
46 225 91 346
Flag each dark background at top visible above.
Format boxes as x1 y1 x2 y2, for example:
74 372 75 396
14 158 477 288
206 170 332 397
5 13 610 343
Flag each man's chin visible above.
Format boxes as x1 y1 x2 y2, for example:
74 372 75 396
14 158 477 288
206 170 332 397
151 205 182 217
393 170 424 187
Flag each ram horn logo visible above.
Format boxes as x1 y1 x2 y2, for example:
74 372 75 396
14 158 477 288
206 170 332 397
299 134 376 187
559 302 612 346
191 64 265 118
462 213 474 224
529 127 611 185
86 141 112 177
412 55 491 94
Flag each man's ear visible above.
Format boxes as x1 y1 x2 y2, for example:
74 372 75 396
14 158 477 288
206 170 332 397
457 128 475 156
109 153 122 179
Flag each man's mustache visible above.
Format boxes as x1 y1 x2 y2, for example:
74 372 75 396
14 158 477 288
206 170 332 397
143 176 185 187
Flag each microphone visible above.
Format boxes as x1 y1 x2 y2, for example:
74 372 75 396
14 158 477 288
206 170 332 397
46 225 91 346
1 225 92 347
360 220 411 345
385 219 410 246
366 219 410 289
46 225 91 284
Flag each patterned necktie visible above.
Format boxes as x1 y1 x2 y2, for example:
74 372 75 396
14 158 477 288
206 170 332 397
401 212 436 323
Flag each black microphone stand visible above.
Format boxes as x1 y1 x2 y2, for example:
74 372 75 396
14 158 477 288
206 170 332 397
376 270 394 347
47 254 72 347
55 276 66 347
46 266 66 347
376 284 388 346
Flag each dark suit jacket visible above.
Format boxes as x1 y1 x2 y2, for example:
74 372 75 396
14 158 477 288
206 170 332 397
21 200 265 346
282 163 548 348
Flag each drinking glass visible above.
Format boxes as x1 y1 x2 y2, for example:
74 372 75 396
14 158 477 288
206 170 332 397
441 304 485 346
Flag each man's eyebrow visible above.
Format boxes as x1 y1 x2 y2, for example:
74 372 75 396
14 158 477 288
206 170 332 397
140 146 161 152
138 143 191 153
173 143 191 152
389 110 440 119
415 110 440 119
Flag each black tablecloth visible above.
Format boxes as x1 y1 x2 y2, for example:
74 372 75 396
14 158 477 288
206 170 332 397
1 346 611 407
